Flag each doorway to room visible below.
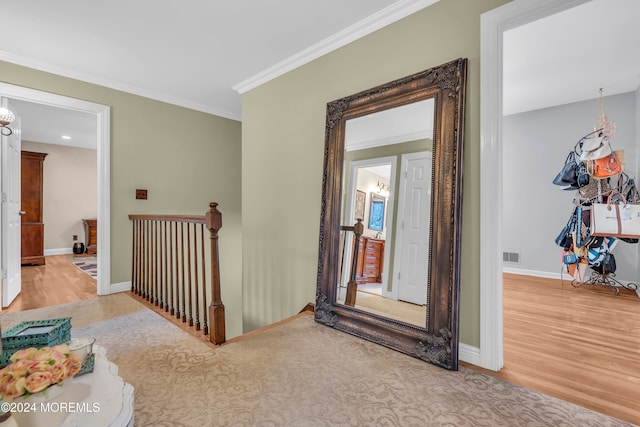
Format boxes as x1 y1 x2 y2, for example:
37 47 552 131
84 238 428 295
0 83 111 306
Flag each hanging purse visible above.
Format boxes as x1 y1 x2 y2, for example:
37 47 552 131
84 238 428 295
586 236 618 267
578 178 611 200
590 192 640 238
622 177 640 204
592 253 617 275
588 152 623 179
573 205 591 249
555 207 579 250
576 162 590 188
552 151 578 188
579 130 611 161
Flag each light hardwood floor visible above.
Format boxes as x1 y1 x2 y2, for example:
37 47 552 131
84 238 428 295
464 273 640 425
2 255 98 314
4 262 639 424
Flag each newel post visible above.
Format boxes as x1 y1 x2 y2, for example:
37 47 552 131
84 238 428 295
206 202 225 344
344 219 364 307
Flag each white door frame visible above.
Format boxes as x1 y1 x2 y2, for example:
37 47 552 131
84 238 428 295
344 156 397 296
0 83 111 296
479 0 592 371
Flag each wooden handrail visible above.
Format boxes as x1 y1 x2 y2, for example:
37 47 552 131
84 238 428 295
129 202 225 344
128 214 207 223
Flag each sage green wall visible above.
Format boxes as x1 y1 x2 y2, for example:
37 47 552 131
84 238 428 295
1 61 243 338
241 0 510 346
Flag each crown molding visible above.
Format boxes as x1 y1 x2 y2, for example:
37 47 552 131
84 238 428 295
232 0 440 94
0 51 242 121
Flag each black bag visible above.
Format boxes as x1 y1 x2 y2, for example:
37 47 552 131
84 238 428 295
617 176 639 243
573 205 591 248
576 163 590 188
623 178 640 204
592 253 616 275
553 151 579 188
555 207 578 250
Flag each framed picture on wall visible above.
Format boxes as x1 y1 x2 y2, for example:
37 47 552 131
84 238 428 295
368 194 385 231
354 190 366 222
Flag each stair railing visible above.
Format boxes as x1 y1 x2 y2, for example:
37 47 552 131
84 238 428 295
129 202 225 344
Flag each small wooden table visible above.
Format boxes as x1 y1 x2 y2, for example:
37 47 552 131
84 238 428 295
83 219 97 255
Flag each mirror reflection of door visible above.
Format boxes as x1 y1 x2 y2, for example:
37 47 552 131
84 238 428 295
396 151 431 305
338 99 434 327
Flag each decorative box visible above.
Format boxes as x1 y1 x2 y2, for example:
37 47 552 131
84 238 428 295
1 317 72 367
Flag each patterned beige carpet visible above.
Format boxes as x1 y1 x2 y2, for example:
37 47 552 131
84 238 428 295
0 294 634 426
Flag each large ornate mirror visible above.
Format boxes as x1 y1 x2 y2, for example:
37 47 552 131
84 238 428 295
315 58 467 370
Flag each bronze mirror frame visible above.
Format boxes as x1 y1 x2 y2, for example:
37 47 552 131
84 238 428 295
314 58 467 370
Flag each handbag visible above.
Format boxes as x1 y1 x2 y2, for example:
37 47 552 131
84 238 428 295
555 207 579 250
579 132 611 161
573 205 591 249
587 236 617 267
552 151 578 187
587 153 623 179
578 178 610 200
590 192 640 238
622 178 640 204
562 250 578 265
576 163 590 188
592 253 617 275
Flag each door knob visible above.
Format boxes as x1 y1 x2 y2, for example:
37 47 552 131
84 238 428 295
19 211 26 215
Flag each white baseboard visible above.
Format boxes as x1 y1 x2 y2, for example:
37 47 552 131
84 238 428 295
459 342 480 367
503 267 561 280
44 248 73 256
110 281 131 294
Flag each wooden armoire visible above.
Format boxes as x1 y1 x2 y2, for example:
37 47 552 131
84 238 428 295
21 150 48 265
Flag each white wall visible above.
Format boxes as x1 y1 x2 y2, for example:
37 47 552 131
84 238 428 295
503 91 638 282
22 141 97 254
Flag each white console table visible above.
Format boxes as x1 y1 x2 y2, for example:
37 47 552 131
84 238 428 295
1 345 134 427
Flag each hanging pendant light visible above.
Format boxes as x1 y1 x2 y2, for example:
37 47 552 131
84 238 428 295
0 108 15 136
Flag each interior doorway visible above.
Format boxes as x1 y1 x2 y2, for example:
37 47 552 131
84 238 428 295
480 0 640 371
342 156 396 298
0 83 111 303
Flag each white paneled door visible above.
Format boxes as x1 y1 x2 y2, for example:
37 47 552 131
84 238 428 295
396 151 431 305
1 99 21 307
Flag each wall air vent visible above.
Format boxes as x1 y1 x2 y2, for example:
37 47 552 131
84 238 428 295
502 252 520 264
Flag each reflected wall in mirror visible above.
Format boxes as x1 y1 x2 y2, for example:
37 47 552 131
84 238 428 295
337 99 434 328
315 58 467 370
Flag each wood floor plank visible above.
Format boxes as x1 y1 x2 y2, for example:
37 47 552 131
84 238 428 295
2 255 98 314
464 273 640 426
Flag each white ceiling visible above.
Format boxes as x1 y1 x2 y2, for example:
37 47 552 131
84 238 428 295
2 0 438 148
503 0 640 116
2 0 639 149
